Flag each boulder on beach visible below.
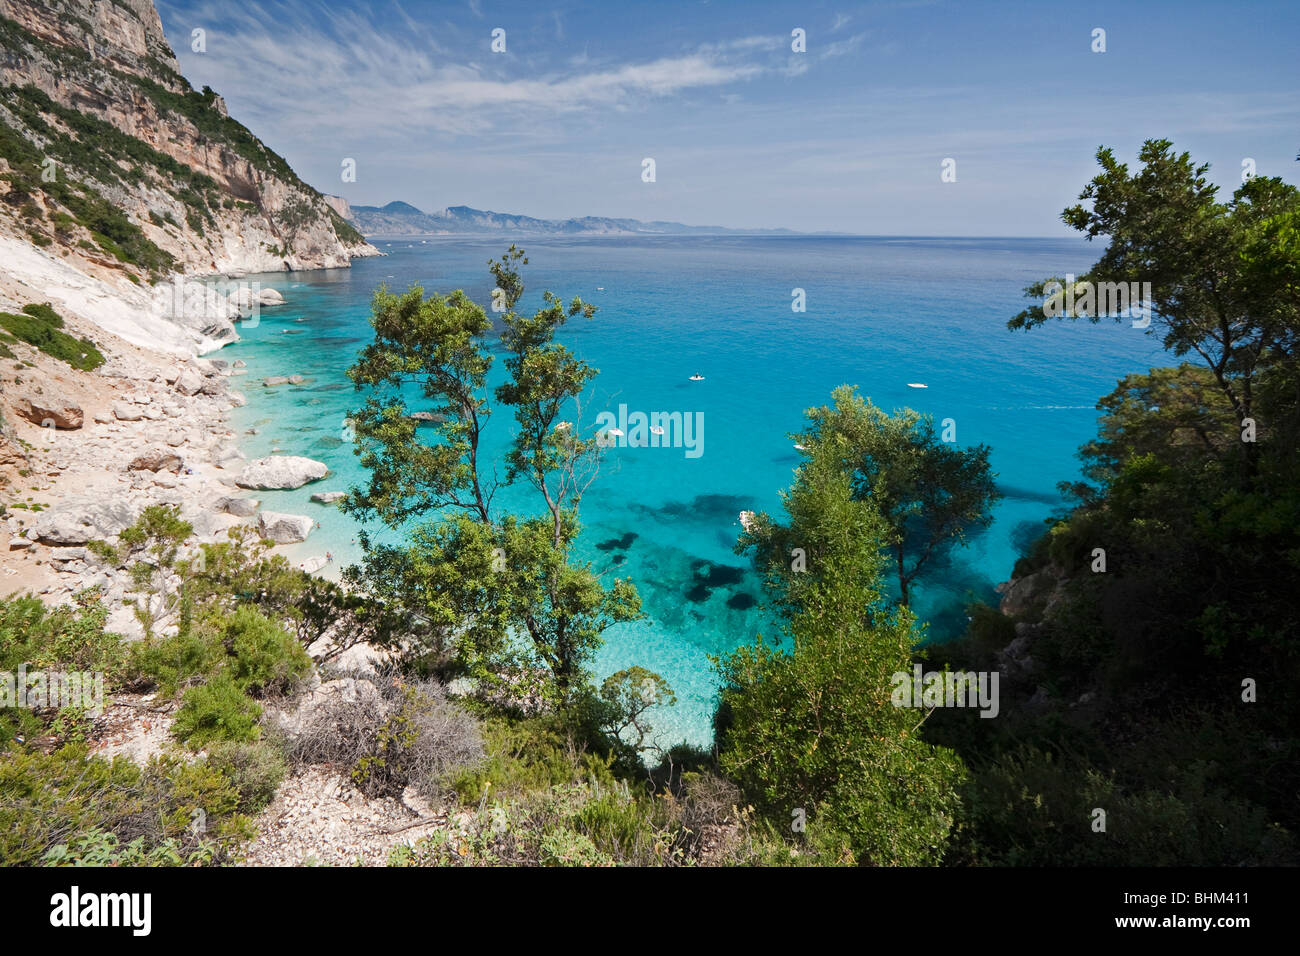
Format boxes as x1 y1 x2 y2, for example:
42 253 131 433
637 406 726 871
236 456 328 490
299 555 328 573
228 287 285 313
257 511 315 544
12 393 83 430
112 401 144 422
31 496 139 545
173 368 205 396
215 496 259 517
310 491 346 504
128 448 183 473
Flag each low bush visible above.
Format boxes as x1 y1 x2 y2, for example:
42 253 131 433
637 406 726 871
127 629 224 697
393 769 753 867
205 740 286 811
0 592 123 746
286 674 484 800
0 744 252 865
224 605 311 695
172 673 262 748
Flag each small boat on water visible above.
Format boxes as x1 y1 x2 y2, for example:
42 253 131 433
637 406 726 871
908 382 928 389
689 374 705 381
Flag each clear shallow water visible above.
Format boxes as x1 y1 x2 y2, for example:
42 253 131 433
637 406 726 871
221 236 1164 749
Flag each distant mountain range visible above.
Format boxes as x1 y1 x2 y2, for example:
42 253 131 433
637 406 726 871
339 200 797 237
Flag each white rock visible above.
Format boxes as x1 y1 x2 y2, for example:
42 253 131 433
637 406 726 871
174 368 205 396
215 496 259 517
258 511 314 543
236 456 328 489
31 496 139 545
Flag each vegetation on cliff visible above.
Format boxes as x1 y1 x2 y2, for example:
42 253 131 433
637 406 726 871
0 302 105 371
925 141 1300 865
0 10 369 279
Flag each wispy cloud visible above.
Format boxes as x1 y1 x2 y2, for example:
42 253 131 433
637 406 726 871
822 31 870 59
163 1 783 142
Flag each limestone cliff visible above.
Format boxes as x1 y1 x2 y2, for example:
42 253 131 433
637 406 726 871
0 0 377 279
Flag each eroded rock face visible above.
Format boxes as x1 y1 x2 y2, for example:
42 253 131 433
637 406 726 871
0 430 28 472
257 511 314 543
996 569 1056 617
0 0 377 287
12 394 83 429
236 456 328 490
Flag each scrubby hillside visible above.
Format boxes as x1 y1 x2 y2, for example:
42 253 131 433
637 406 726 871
0 0 374 280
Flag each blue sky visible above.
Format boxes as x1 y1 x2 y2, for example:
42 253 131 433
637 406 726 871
156 0 1300 235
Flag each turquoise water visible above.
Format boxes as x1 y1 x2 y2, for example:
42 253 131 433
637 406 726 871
221 236 1163 748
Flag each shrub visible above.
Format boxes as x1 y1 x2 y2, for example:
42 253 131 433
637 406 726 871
955 744 1296 866
285 674 483 800
538 828 612 867
127 629 224 697
0 744 251 865
395 772 747 867
42 826 214 866
225 605 311 694
0 303 104 371
0 593 123 746
205 740 286 811
447 711 618 805
172 673 262 748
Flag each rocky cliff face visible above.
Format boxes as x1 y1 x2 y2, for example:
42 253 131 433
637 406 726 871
0 0 376 278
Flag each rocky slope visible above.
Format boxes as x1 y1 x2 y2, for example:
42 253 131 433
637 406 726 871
0 0 377 279
0 0 374 587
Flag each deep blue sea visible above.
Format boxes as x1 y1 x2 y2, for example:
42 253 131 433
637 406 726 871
220 235 1164 748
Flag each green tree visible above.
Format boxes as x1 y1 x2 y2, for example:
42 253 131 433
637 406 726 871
343 247 642 699
89 504 195 638
598 666 677 755
1009 139 1300 470
771 385 999 607
718 437 966 865
935 142 1300 864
